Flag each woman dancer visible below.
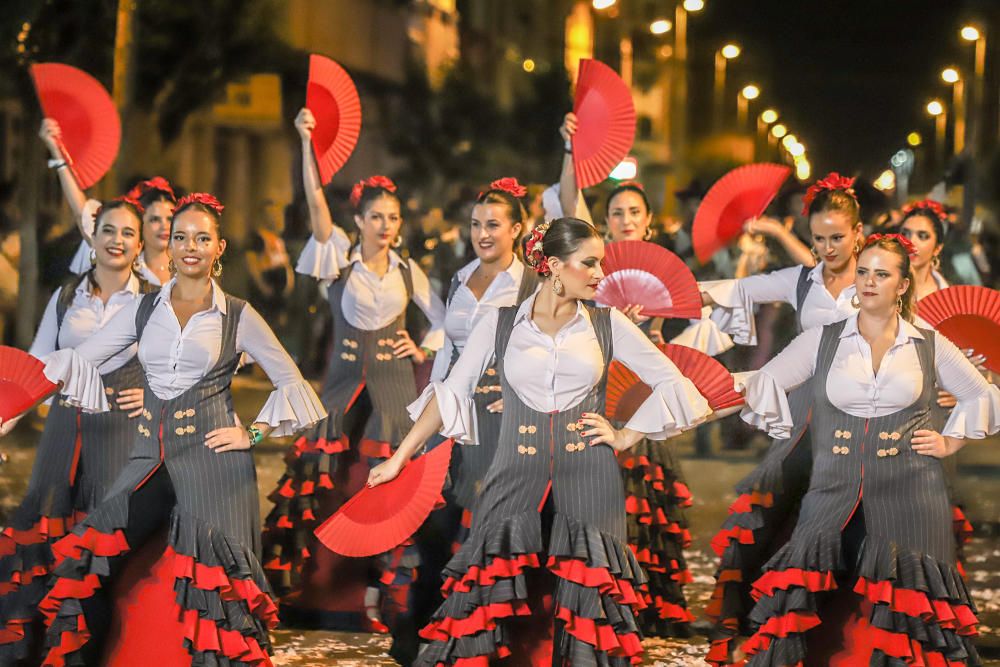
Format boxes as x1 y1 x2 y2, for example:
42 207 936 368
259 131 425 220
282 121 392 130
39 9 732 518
702 173 865 664
734 233 998 665
0 198 151 663
31 193 324 666
369 217 714 666
261 108 444 633
39 119 176 286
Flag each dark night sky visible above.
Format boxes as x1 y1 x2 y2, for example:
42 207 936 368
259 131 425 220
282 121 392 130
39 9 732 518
688 0 996 177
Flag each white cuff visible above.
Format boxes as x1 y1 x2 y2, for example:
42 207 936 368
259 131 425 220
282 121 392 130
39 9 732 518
703 279 756 346
624 376 711 440
669 307 735 357
739 370 793 439
42 349 109 413
295 235 346 282
254 381 327 437
408 382 479 445
942 384 1000 440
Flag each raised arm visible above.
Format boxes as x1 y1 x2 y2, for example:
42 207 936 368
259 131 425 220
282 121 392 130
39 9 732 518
296 108 336 243
744 216 815 267
558 112 579 220
39 119 90 241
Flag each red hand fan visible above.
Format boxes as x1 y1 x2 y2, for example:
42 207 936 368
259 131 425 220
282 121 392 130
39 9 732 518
606 344 742 423
0 347 59 423
306 54 362 185
30 63 121 190
595 241 702 319
692 163 792 264
314 440 454 557
572 59 636 189
917 285 1000 375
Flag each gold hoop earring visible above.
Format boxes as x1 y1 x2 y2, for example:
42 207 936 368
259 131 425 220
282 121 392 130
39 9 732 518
132 256 143 272
896 296 903 313
932 255 941 269
212 259 223 278
850 294 860 309
853 239 863 257
168 259 177 274
810 246 820 262
392 235 402 249
89 251 97 268
551 276 564 296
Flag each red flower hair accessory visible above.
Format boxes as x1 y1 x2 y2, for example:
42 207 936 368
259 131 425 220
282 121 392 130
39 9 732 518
125 176 176 202
901 199 947 224
801 172 857 215
175 192 225 216
864 232 917 258
524 222 551 276
617 180 645 191
487 177 527 199
350 175 397 208
93 196 145 223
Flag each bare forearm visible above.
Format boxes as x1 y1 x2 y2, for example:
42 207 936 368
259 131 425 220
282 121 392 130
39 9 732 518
301 139 335 243
391 396 445 464
774 228 814 267
559 152 577 220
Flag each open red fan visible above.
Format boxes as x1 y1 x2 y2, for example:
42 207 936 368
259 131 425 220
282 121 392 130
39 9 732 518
306 54 362 185
606 344 742 422
692 163 792 263
30 63 120 190
917 286 1000 375
596 241 702 319
0 347 59 423
315 440 454 557
572 59 636 189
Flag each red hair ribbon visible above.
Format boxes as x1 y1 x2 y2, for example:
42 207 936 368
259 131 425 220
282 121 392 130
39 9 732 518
523 223 551 276
865 232 917 258
801 172 856 215
93 196 146 223
486 177 527 199
126 176 176 202
175 192 225 216
901 199 947 223
350 175 397 208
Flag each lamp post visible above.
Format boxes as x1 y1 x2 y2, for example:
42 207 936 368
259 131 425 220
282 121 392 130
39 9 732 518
666 0 704 214
941 67 965 154
736 84 759 130
757 109 777 159
713 43 740 130
926 99 947 173
960 25 986 144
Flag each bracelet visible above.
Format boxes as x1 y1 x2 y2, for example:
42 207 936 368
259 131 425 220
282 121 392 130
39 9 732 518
247 424 264 446
47 158 67 170
563 139 572 154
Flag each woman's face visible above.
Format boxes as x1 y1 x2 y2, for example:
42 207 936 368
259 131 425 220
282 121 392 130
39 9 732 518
354 194 402 251
470 202 520 264
855 247 909 315
168 209 226 280
899 215 940 271
548 236 605 300
143 199 175 254
93 207 142 272
606 190 651 242
809 210 861 272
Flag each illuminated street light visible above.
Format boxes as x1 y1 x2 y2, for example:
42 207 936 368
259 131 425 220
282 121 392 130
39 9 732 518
771 123 788 139
941 67 960 84
592 0 616 9
795 158 811 181
873 170 896 192
907 131 922 147
781 133 798 149
522 59 535 73
760 109 778 124
650 19 672 34
683 0 705 12
961 25 981 42
788 142 805 157
926 100 944 116
741 84 760 100
721 43 741 59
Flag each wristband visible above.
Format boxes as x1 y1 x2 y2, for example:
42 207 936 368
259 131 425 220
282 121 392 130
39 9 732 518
563 139 572 154
247 424 264 446
47 158 67 170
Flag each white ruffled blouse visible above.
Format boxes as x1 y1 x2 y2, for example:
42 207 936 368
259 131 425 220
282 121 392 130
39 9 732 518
703 262 858 346
740 312 1000 441
408 293 712 445
42 279 325 437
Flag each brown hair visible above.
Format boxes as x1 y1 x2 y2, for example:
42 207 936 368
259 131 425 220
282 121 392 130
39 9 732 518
860 236 917 322
807 188 860 225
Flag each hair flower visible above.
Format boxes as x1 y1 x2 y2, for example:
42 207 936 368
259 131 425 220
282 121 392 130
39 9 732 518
802 172 857 215
523 223 551 276
175 192 225 216
350 175 397 208
865 232 917 258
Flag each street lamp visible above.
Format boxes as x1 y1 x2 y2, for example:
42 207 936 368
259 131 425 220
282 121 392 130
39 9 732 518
592 0 616 9
736 84 759 129
940 67 965 153
960 24 988 146
713 43 741 129
906 131 922 147
650 19 672 35
667 0 705 215
683 0 705 11
926 99 947 169
771 123 788 139
781 133 798 150
760 109 778 124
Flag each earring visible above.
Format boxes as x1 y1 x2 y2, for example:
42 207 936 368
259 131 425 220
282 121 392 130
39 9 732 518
168 259 177 274
551 276 564 296
392 235 402 249
932 255 941 269
853 239 863 256
132 256 143 272
850 294 860 309
810 247 820 262
212 259 223 278
896 296 903 313
89 251 97 268
643 226 654 241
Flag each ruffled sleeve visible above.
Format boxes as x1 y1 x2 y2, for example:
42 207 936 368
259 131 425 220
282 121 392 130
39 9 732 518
669 306 735 356
255 380 327 437
703 279 756 346
294 229 351 283
933 330 1000 440
408 382 479 445
42 349 110 413
942 386 1000 439
739 370 794 439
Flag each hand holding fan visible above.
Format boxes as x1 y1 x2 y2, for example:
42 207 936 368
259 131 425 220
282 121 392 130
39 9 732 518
692 163 792 263
572 59 636 189
30 63 121 189
917 286 1000 375
0 347 59 423
596 241 702 320
306 54 362 184
314 440 454 557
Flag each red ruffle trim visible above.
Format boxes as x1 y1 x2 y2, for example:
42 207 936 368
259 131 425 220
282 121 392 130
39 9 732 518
706 637 737 666
179 609 273 665
292 433 348 456
729 491 775 514
169 548 279 629
547 557 646 609
0 511 87 556
711 526 756 557
653 597 695 623
952 505 973 546
672 481 693 507
442 553 541 595
740 610 821 658
420 600 531 641
41 616 91 667
554 604 643 663
431 646 512 667
752 568 837 600
359 439 394 460
865 625 968 667
853 577 978 635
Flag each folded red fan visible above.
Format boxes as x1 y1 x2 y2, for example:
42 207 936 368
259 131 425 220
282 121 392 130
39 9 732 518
30 63 121 190
572 59 636 190
306 54 362 185
692 163 792 264
314 440 454 557
0 346 59 423
917 285 1000 375
596 241 702 320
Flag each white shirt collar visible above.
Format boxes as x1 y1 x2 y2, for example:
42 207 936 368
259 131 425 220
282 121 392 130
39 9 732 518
513 290 590 328
158 278 228 315
807 262 826 284
839 311 924 343
456 256 525 285
348 247 404 272
76 272 142 297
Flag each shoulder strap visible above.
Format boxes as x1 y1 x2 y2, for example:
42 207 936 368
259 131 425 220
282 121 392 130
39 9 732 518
493 306 520 378
814 319 848 377
585 304 614 368
913 325 936 390
794 265 813 332
134 291 160 341
56 273 88 331
220 295 246 361
137 276 157 294
446 273 461 307
515 269 540 305
400 258 414 300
